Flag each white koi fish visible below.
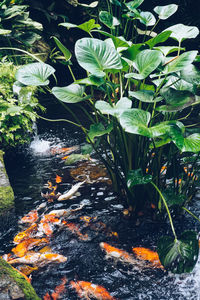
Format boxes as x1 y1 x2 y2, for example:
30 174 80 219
48 203 85 217
57 181 85 201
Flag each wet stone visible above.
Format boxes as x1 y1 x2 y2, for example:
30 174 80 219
0 273 24 300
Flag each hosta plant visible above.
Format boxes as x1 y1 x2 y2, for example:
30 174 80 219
15 1 200 273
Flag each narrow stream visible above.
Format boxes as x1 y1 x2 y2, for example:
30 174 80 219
1 97 200 299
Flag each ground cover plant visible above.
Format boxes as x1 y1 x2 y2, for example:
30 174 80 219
15 1 200 273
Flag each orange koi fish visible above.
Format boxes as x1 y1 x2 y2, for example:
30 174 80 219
11 265 31 283
12 238 49 257
100 242 140 266
62 221 89 241
70 280 116 300
55 174 62 184
51 145 79 155
132 247 163 268
13 223 38 244
20 210 38 224
17 264 38 275
51 276 67 300
8 252 67 267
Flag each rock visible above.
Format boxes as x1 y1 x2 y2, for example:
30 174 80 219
0 258 41 300
0 150 14 215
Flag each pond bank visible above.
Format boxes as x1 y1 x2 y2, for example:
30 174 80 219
0 150 14 215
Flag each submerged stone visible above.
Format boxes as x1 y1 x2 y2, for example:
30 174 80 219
0 150 14 215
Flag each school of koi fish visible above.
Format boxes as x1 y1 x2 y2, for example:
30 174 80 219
1 145 168 300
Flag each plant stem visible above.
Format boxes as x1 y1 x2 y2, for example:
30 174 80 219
151 181 177 240
37 115 83 128
182 206 200 223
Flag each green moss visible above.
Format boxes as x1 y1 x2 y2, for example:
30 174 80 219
0 150 14 214
0 258 41 300
0 186 14 213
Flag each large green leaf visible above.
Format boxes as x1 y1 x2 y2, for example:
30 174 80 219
52 84 85 103
95 97 132 116
125 49 163 80
88 122 113 142
154 4 178 20
127 169 152 188
0 29 11 35
109 0 121 6
129 90 162 103
78 1 98 8
146 31 172 49
137 11 156 27
164 24 199 43
125 0 144 10
157 231 199 273
15 63 55 86
52 36 71 61
75 38 123 77
121 43 143 62
59 19 100 34
163 189 186 207
75 75 105 86
182 134 200 153
163 51 198 74
119 109 151 136
160 87 195 111
180 64 200 85
153 46 184 57
99 11 120 29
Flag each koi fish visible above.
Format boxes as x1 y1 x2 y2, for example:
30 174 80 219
17 264 38 275
13 223 38 244
11 265 31 283
8 252 67 267
100 242 139 266
12 238 49 257
38 222 54 236
55 174 62 184
70 280 116 300
57 181 85 201
48 203 85 218
19 210 38 224
44 276 67 300
50 145 79 155
132 247 163 268
62 221 89 241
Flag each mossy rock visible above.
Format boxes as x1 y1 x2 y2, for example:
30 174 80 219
0 150 14 215
0 258 41 300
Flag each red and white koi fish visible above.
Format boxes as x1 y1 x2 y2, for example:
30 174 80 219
19 210 38 224
8 252 67 267
70 280 116 300
12 238 49 257
100 242 140 266
57 181 85 201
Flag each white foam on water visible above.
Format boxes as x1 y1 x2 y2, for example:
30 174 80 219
30 138 51 155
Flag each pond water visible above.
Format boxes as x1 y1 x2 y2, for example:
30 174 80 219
1 98 200 300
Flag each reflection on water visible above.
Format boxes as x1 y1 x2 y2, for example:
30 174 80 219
2 116 200 300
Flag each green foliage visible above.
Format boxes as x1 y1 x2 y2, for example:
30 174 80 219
15 1 200 274
0 61 43 149
0 0 43 60
157 231 199 273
